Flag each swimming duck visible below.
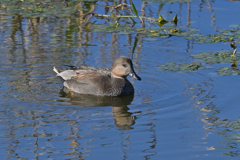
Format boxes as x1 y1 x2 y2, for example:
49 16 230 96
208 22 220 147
53 56 141 96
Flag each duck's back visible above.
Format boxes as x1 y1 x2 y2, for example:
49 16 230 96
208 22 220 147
63 70 134 96
78 65 111 75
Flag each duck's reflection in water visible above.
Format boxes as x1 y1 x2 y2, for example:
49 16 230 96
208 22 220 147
60 87 136 129
112 106 135 130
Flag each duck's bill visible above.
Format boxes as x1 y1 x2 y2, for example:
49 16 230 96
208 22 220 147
129 70 141 81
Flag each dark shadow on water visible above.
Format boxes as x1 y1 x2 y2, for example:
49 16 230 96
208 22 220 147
59 87 136 130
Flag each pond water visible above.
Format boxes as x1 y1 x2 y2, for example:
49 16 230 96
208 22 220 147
1 0 240 159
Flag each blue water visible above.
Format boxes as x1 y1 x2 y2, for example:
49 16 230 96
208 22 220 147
0 0 240 159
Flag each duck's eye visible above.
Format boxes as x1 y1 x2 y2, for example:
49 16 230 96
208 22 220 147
122 64 127 67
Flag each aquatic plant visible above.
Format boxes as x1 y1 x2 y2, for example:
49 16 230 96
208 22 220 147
158 44 240 75
157 62 203 72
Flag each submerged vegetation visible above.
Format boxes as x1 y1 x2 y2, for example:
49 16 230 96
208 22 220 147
0 0 86 17
0 0 209 39
1 0 240 75
1 0 239 45
157 62 203 72
158 47 240 75
191 50 240 64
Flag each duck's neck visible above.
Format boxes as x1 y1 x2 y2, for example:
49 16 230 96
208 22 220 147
111 73 127 79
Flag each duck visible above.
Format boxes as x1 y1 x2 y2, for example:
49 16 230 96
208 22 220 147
53 56 141 96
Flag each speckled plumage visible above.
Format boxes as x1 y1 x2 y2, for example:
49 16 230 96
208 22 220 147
53 56 141 96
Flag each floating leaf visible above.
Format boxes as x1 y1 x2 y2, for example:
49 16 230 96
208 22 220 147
157 49 240 75
157 62 202 72
158 15 167 23
172 14 178 25
170 29 179 33
149 30 157 33
158 15 168 27
191 50 240 64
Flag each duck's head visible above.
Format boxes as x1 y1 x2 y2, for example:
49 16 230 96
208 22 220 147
111 56 141 81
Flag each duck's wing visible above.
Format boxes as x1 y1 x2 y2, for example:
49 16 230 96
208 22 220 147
72 70 109 84
63 71 111 95
54 65 111 80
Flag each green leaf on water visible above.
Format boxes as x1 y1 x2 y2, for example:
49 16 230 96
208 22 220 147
170 29 179 33
158 15 168 27
157 62 202 72
110 14 114 18
191 50 240 64
172 14 178 25
158 15 167 23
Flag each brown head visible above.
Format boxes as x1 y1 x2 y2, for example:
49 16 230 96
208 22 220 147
111 56 141 80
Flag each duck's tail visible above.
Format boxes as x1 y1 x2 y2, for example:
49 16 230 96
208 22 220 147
53 67 77 80
53 67 58 73
53 67 60 75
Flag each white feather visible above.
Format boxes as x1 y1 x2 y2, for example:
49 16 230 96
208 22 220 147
53 67 77 80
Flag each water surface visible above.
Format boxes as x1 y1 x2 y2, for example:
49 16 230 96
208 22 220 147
0 0 240 159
